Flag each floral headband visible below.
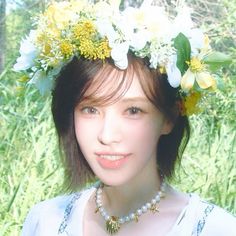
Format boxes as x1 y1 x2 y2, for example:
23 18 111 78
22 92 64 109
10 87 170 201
14 0 231 115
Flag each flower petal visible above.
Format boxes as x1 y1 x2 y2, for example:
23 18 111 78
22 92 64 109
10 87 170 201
189 29 205 50
13 56 34 71
196 71 216 89
111 43 129 69
181 69 195 91
111 42 129 62
29 70 54 95
114 57 128 70
130 31 148 50
95 19 118 43
166 63 182 88
166 55 182 88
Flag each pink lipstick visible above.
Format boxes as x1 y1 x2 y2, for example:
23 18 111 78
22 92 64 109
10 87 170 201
95 153 130 169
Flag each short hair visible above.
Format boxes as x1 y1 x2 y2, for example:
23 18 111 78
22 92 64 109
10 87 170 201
51 55 190 192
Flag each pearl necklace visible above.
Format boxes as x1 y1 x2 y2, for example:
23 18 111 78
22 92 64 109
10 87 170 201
95 182 166 235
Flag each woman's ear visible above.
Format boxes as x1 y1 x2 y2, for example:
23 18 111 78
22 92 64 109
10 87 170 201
161 103 180 135
161 119 174 135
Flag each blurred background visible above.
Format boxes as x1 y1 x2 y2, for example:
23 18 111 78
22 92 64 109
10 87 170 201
0 0 235 235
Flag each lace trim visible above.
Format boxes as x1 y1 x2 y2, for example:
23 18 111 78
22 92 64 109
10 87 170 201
192 203 214 236
58 192 82 234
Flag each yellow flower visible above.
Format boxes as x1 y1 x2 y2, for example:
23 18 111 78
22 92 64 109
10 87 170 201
79 40 97 59
44 2 73 30
188 57 204 72
181 57 216 91
78 38 111 60
73 20 111 60
159 66 166 74
73 20 96 40
96 39 111 60
60 40 74 58
36 31 56 58
18 75 30 83
182 92 202 116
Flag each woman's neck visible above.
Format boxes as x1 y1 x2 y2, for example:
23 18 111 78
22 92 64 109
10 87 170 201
101 164 161 216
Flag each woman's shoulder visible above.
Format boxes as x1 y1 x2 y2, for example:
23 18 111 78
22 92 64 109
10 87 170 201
25 191 83 219
21 186 95 236
188 195 235 236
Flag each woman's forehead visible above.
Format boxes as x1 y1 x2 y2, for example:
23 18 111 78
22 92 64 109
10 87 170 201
81 63 149 103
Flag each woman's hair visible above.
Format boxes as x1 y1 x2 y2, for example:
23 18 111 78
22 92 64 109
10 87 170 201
51 54 190 192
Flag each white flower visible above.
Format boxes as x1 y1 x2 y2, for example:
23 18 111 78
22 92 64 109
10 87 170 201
114 16 134 42
166 55 182 88
189 29 205 50
130 30 148 50
180 57 216 91
111 42 129 69
124 5 170 41
94 1 119 18
13 30 38 71
143 7 170 40
171 6 194 38
29 70 54 95
95 19 118 43
188 29 210 57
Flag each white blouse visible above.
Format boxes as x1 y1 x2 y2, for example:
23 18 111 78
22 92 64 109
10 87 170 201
21 187 236 236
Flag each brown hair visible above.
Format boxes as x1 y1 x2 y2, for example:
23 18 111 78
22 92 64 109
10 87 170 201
51 55 190 192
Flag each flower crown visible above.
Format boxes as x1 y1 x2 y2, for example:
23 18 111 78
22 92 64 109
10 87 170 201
14 0 231 115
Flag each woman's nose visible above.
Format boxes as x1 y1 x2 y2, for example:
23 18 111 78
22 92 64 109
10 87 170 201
97 112 122 145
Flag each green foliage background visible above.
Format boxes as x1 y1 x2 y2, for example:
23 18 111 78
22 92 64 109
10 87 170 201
0 0 235 235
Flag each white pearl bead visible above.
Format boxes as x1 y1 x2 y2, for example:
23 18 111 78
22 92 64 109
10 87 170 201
146 203 151 209
151 199 157 204
142 206 147 212
125 216 130 222
130 213 135 219
155 195 160 202
119 218 125 224
105 215 110 221
96 199 101 204
137 209 142 216
101 211 106 217
160 191 165 198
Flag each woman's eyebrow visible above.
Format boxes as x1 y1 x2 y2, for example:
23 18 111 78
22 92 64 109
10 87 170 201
78 97 150 106
119 97 149 103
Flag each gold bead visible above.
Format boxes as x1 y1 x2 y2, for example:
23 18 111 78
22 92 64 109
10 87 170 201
106 216 121 234
95 207 99 213
150 203 159 213
134 213 139 223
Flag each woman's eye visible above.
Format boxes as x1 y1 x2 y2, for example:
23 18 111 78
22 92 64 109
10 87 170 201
126 106 143 115
81 107 98 114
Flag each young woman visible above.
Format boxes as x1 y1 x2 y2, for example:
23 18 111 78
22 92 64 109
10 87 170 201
14 1 235 235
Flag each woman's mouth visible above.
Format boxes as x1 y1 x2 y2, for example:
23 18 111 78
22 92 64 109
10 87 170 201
96 153 130 169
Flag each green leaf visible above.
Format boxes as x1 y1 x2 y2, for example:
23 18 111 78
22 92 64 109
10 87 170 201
203 52 232 71
173 33 191 75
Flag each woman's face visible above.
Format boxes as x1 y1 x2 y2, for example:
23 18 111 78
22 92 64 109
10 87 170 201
74 67 171 186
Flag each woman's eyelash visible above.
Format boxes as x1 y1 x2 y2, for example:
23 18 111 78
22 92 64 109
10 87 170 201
81 106 98 114
126 106 143 114
79 106 144 115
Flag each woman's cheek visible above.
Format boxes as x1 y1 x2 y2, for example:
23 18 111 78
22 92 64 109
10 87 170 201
124 119 161 146
76 119 98 139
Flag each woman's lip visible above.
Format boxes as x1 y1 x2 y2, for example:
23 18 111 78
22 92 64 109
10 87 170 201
96 155 130 169
95 152 131 156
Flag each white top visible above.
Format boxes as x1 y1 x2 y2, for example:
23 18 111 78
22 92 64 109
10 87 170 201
22 187 236 236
